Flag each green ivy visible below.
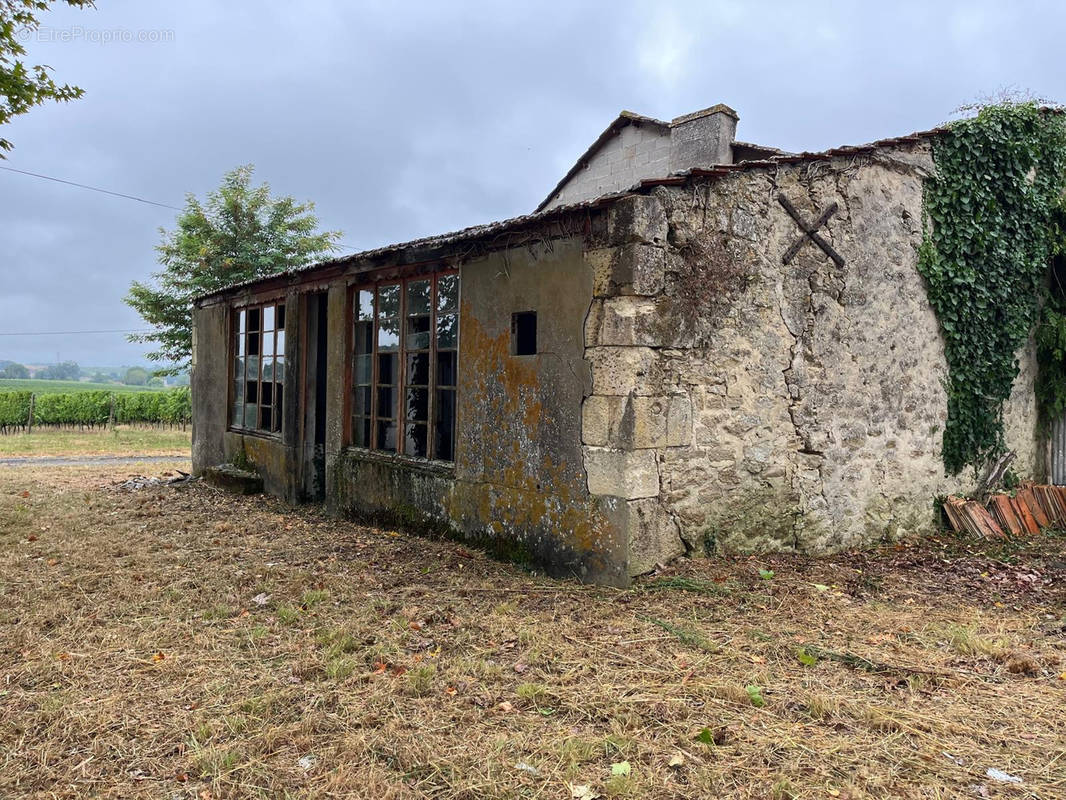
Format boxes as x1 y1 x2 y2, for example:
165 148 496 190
918 102 1066 475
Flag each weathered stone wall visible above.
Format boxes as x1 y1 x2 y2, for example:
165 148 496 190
582 142 1044 565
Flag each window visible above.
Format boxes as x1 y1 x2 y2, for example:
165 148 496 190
512 311 537 355
232 300 285 434
351 271 458 461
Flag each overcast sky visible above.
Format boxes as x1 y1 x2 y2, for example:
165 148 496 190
1 0 1063 367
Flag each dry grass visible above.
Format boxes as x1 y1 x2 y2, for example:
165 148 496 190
1 464 1064 799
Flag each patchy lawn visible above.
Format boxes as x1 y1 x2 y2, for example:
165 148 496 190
1 465 1064 799
0 426 190 457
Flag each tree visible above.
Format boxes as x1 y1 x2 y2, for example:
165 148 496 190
1 362 29 378
39 360 79 380
125 165 341 373
89 371 110 383
1 1 93 155
123 366 148 386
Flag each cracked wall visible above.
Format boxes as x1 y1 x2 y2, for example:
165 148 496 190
582 141 1043 562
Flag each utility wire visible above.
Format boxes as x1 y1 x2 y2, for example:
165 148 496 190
0 164 362 251
0 165 182 210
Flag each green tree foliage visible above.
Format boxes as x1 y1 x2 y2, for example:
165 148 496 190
0 362 29 378
123 366 148 386
38 360 79 380
125 165 341 373
0 0 93 155
918 102 1066 475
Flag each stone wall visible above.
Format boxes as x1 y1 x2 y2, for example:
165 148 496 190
581 141 1044 566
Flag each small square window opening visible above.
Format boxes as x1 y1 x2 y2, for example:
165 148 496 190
512 311 537 356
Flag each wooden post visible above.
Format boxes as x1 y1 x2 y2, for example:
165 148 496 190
27 393 34 434
108 393 115 432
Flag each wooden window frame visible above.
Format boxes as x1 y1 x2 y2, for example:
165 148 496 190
348 268 459 462
229 298 286 437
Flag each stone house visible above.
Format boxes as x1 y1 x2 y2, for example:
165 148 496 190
191 103 1042 586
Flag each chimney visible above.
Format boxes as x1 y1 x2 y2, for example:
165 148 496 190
668 103 739 172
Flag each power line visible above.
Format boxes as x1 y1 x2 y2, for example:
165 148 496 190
0 164 363 251
0 328 154 336
0 165 183 210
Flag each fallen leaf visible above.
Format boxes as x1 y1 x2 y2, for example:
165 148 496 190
610 761 631 777
668 753 685 768
748 654 767 664
56 652 70 661
152 651 166 662
497 701 514 713
515 761 540 776
46 558 58 567
297 754 317 771
409 621 423 631
251 593 271 606
986 768 1022 784
19 491 29 498
445 686 457 696
812 583 830 592
568 784 599 800
514 662 528 673
27 534 37 542
372 662 386 675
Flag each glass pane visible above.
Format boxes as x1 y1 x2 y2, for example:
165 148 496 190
357 289 374 321
261 406 272 430
353 416 371 447
232 378 244 405
377 353 398 385
436 313 458 349
437 351 456 387
377 317 400 351
437 274 459 313
263 331 275 357
248 332 260 356
233 357 245 382
354 321 373 355
276 329 286 356
376 420 397 452
352 386 371 417
263 305 275 331
377 386 396 420
275 356 285 384
248 308 261 333
237 333 246 356
238 309 247 333
246 355 259 380
405 423 428 458
406 352 429 386
407 280 431 316
378 284 400 317
354 354 372 384
274 392 283 432
232 404 243 425
246 380 259 404
277 304 285 330
407 315 430 350
434 389 456 461
244 405 258 429
405 387 429 421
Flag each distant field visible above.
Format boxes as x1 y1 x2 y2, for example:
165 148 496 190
0 426 190 457
0 378 168 394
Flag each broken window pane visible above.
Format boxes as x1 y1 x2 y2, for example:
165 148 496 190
377 353 397 385
248 308 261 333
246 380 259 404
353 416 371 447
276 304 285 330
260 406 272 430
275 356 285 383
378 317 400 351
377 386 396 421
233 301 285 435
407 314 430 350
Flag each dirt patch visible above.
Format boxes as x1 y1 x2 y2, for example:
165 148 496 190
0 464 1064 799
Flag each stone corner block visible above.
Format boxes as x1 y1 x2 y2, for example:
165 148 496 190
607 194 668 246
625 498 685 576
631 394 692 449
583 446 660 499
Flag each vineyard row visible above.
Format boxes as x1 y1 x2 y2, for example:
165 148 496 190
0 389 191 432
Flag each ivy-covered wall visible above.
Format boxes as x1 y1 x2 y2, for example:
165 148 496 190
918 102 1066 476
